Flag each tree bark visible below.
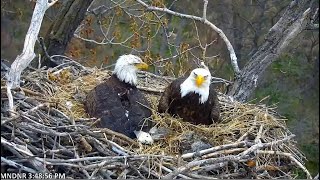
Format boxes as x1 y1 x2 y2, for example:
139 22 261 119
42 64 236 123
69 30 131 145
42 0 93 67
228 0 313 102
6 0 57 114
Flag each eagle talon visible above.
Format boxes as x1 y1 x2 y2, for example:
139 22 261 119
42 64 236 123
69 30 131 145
134 130 154 145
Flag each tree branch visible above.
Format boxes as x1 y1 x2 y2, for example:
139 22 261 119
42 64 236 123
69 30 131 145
228 0 314 102
202 0 208 20
6 0 57 114
257 150 312 179
135 0 240 75
164 135 295 179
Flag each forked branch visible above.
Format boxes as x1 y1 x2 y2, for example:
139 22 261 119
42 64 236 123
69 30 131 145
135 0 240 75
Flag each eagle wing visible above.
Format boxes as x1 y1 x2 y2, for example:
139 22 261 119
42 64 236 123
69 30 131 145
157 84 172 113
158 77 185 113
85 82 122 117
126 88 153 132
85 80 152 138
209 85 221 123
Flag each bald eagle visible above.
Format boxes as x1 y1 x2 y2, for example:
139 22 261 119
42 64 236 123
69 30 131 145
85 54 154 144
158 68 220 125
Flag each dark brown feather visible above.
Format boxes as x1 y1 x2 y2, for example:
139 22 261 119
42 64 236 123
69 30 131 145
158 77 220 125
85 75 153 138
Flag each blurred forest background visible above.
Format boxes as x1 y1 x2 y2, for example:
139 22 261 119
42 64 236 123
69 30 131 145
1 0 319 175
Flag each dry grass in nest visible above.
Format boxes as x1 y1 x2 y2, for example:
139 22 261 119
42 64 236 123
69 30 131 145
48 67 111 119
1 64 312 179
48 66 294 156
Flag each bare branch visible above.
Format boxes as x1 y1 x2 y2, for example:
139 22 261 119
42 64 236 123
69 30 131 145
6 0 57 114
257 150 312 179
48 0 58 7
135 0 240 75
164 135 295 179
1 157 37 174
181 141 248 159
202 0 208 20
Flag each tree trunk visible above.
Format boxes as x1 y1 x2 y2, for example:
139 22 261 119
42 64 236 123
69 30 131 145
42 0 93 67
228 0 312 102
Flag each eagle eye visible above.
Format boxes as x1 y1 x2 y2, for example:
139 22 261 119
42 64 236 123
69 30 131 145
193 72 198 77
204 75 208 79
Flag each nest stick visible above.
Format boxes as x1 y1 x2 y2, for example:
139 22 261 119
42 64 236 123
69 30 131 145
257 150 312 179
181 141 248 159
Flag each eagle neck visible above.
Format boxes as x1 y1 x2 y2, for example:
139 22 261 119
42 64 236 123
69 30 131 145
180 77 210 104
113 65 137 86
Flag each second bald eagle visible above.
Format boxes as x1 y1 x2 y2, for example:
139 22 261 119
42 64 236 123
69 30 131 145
158 68 220 125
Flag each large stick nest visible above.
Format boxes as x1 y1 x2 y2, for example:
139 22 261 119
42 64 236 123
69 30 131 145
1 62 312 179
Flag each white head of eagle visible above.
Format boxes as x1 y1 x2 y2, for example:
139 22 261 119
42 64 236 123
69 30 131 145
113 54 148 86
180 68 211 104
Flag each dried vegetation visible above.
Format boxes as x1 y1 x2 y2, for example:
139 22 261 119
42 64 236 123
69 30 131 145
1 62 313 179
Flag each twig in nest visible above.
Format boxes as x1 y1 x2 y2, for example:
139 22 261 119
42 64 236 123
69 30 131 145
100 134 134 155
50 55 90 72
257 150 312 179
237 116 257 142
85 136 115 156
254 125 264 144
20 87 44 97
202 148 247 159
181 141 248 159
196 162 228 172
1 63 310 179
89 118 100 127
1 137 48 172
164 135 295 179
239 134 295 156
1 86 43 97
127 162 146 179
139 164 161 179
92 128 139 146
155 162 191 179
88 160 108 178
74 151 90 179
137 86 164 93
1 157 37 173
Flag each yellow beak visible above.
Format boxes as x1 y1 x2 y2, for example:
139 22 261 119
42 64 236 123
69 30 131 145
195 75 204 87
135 62 149 70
